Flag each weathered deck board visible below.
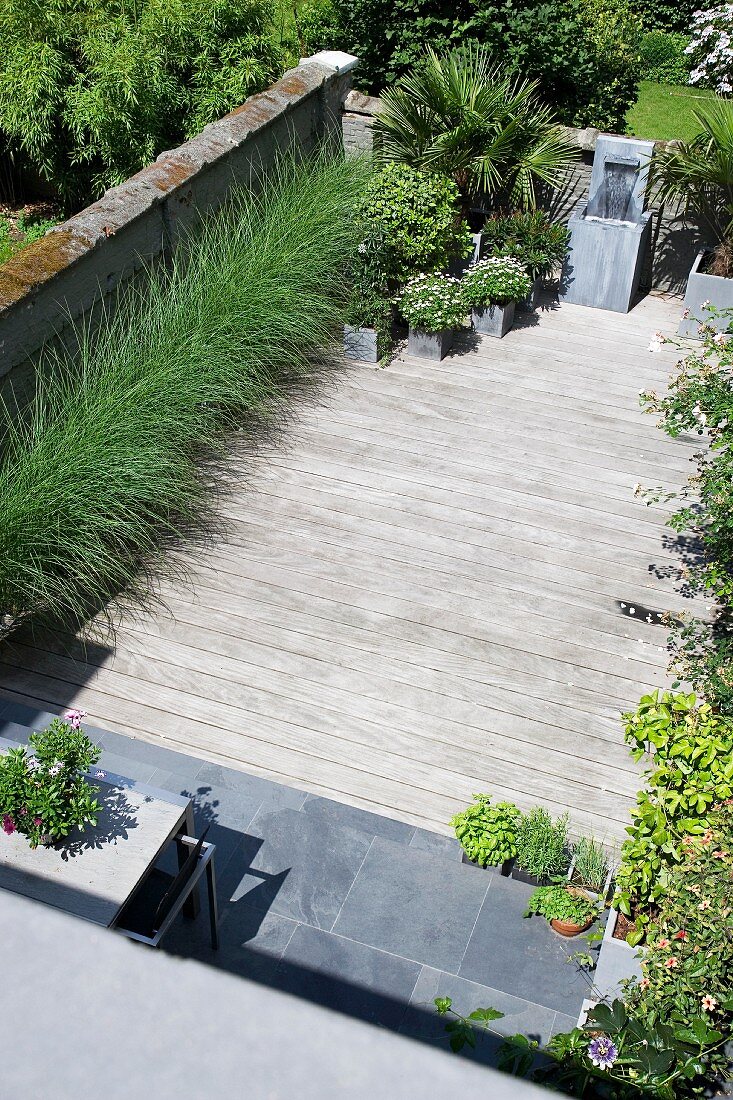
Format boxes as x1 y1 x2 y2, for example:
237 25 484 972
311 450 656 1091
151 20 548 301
0 295 702 842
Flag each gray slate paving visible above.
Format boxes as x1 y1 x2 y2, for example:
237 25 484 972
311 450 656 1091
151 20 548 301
332 836 490 972
0 701 591 1053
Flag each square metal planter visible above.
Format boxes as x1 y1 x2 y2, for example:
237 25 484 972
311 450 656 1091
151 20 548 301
407 327 453 361
517 277 542 313
472 302 515 338
343 325 379 363
678 250 733 337
592 907 643 1001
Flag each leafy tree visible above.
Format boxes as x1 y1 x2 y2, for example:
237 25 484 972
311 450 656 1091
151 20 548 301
0 0 285 209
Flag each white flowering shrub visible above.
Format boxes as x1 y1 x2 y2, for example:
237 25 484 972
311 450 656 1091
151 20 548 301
686 5 733 94
460 257 533 309
399 274 465 334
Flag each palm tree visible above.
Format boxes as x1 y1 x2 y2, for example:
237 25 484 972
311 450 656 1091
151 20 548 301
372 45 577 212
649 99 733 276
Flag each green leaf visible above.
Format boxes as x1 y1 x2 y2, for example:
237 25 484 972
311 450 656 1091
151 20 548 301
468 1007 505 1023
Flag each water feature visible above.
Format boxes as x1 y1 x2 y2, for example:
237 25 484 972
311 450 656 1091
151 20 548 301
560 135 655 313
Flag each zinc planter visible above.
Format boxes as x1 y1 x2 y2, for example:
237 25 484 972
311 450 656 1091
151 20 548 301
593 907 643 1001
461 852 514 876
472 302 515 338
517 277 542 313
343 325 379 363
448 231 483 278
408 326 453 362
678 250 733 338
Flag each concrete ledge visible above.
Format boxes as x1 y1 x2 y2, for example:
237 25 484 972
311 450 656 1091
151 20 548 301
0 55 355 388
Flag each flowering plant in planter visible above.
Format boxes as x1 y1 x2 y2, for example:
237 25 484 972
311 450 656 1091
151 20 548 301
0 712 103 848
460 257 532 308
399 273 465 334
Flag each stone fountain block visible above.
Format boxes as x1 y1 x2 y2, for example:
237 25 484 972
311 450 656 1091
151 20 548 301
559 135 655 314
560 199 653 313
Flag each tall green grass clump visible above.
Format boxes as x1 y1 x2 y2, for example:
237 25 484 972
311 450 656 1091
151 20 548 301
0 152 370 639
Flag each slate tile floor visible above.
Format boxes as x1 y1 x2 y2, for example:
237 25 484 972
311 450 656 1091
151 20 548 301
0 698 590 1056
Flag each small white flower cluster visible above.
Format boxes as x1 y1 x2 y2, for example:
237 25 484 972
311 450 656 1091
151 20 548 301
461 256 532 309
686 5 733 94
399 273 465 334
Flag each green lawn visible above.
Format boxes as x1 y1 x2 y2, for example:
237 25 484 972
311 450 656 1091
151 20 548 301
625 80 722 143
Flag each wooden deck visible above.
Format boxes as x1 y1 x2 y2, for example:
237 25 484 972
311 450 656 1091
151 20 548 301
0 294 700 842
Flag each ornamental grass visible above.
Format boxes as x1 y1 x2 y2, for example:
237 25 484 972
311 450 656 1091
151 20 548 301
0 151 370 639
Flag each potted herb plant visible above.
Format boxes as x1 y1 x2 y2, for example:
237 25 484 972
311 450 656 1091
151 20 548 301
400 273 465 361
567 835 614 901
525 883 600 937
481 211 570 311
512 806 570 886
649 100 733 337
450 794 520 874
460 257 532 338
0 714 102 848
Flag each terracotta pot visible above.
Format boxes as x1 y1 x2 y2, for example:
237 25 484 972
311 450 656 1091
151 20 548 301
549 887 595 937
550 915 593 937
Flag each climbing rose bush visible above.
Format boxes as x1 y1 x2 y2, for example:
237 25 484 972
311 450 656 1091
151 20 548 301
686 5 733 93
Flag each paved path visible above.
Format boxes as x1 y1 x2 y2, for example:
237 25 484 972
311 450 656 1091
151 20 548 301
0 294 700 842
0 700 590 1049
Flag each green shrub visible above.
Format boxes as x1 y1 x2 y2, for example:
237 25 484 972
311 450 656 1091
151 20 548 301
0 0 285 209
613 690 733 942
0 715 102 847
461 257 532 308
333 0 641 134
515 807 570 880
0 152 369 638
481 211 570 282
450 795 520 867
629 0 700 33
360 163 471 286
524 884 599 925
638 30 691 85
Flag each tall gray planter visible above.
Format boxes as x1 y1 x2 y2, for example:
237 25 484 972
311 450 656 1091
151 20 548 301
343 325 379 363
472 302 515 338
559 135 655 314
678 250 733 337
448 232 483 278
407 327 453 361
517 277 542 313
593 908 642 1001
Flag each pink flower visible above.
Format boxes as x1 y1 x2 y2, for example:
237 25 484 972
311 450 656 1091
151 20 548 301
656 937 671 949
701 995 718 1012
664 957 678 969
33 817 42 827
674 930 688 940
2 814 16 835
64 709 87 730
639 977 650 990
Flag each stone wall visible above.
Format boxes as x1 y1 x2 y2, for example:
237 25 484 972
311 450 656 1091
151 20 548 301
0 51 358 394
342 91 704 295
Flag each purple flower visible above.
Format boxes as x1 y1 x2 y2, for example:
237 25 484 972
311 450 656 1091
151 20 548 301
33 817 42 827
2 814 16 836
48 762 62 777
64 708 87 730
26 756 39 772
95 770 106 779
588 1035 618 1071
